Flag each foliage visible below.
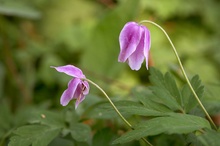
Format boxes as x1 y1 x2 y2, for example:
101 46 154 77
0 0 220 146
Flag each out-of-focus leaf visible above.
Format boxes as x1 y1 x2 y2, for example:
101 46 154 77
81 0 140 80
0 101 12 138
197 129 220 146
92 128 116 146
38 54 65 86
8 125 61 146
63 106 80 124
27 109 65 128
204 84 220 115
0 1 41 19
70 123 91 143
0 63 5 98
92 128 140 146
141 0 198 19
48 138 73 146
113 113 211 144
41 0 99 50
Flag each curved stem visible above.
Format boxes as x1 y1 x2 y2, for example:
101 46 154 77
139 20 217 130
82 78 153 146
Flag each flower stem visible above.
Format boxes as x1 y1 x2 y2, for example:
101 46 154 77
82 78 153 146
139 20 217 130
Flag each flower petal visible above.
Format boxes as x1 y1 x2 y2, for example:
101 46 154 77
118 22 142 62
60 78 81 106
51 65 85 78
82 81 89 95
75 95 86 109
72 81 82 99
142 26 151 69
74 81 89 109
127 27 145 70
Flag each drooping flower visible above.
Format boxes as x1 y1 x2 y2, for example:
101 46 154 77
118 22 151 70
51 65 89 109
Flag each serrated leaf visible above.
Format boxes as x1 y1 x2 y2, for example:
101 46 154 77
113 113 211 144
149 68 183 112
149 67 165 88
8 125 61 146
181 75 204 113
149 68 204 114
150 86 183 111
70 123 91 143
164 73 183 106
132 87 172 112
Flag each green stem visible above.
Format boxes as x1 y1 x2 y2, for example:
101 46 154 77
82 78 153 146
139 20 217 130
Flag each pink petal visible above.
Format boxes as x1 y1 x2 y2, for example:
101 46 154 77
60 78 81 106
74 81 89 109
118 22 142 62
51 65 85 78
142 26 151 69
82 81 89 95
72 82 82 99
75 95 86 109
127 27 145 70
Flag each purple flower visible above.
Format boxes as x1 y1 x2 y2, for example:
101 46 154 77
118 22 151 70
51 65 89 109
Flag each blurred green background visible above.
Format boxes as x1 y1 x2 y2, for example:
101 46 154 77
1 0 219 108
0 0 220 144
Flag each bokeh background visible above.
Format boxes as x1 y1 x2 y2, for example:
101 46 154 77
0 0 220 145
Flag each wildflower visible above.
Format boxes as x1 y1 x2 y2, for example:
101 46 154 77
51 65 89 109
118 22 151 70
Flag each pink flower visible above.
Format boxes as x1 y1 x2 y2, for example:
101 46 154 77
51 65 89 109
118 22 151 70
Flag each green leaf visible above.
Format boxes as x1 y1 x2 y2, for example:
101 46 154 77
27 109 65 128
63 107 80 124
0 1 41 19
92 128 116 146
70 123 91 143
85 100 166 119
164 73 183 106
8 125 61 146
48 138 73 146
92 128 139 146
149 68 183 111
132 87 172 112
149 68 204 113
0 101 12 135
113 113 211 144
197 129 220 146
181 75 204 113
148 67 165 88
